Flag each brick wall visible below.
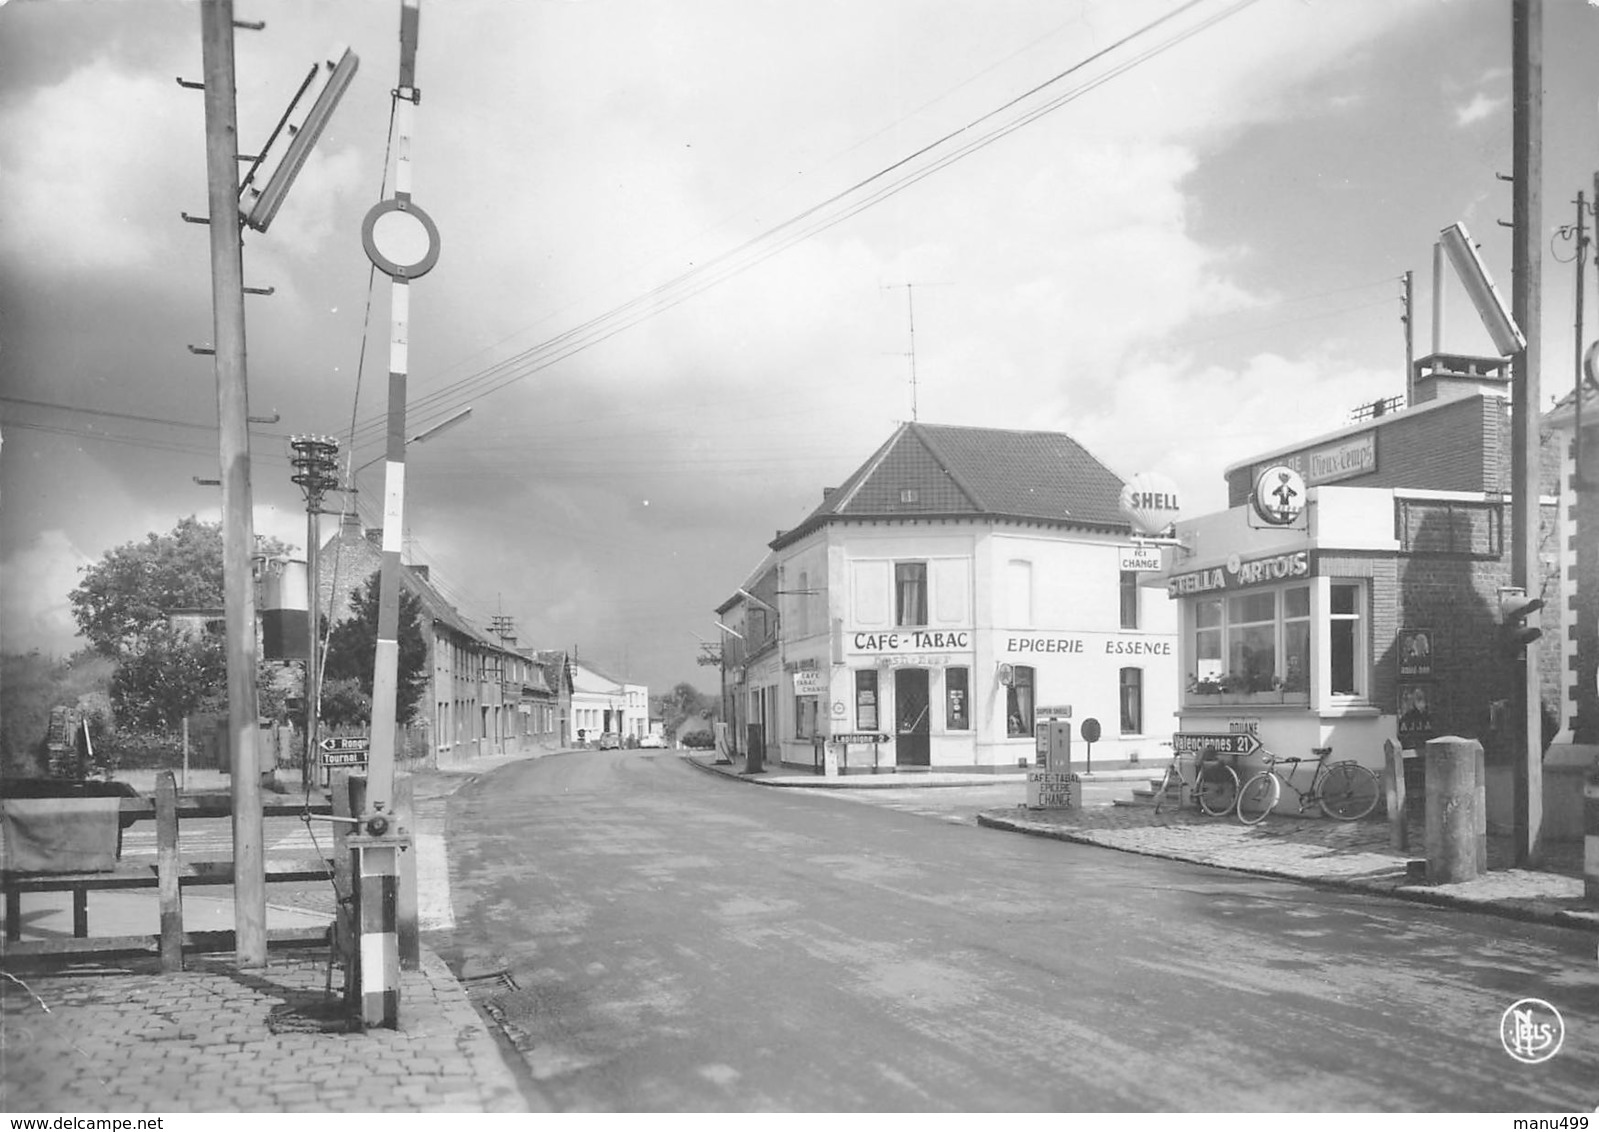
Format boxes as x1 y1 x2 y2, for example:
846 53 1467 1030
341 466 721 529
1227 396 1506 505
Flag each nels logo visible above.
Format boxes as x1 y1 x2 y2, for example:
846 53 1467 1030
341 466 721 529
1499 998 1564 1064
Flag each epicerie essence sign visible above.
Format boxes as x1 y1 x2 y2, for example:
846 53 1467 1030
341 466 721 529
1167 550 1311 598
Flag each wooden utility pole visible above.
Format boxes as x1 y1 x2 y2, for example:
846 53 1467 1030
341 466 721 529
1511 0 1544 867
199 0 265 965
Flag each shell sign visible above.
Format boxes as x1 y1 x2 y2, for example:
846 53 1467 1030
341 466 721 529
1118 472 1182 536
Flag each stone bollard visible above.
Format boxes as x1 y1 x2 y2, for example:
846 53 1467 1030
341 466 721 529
1424 736 1485 884
1383 739 1408 853
1585 760 1599 909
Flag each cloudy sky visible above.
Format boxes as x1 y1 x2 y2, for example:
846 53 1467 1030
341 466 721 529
3 0 1598 695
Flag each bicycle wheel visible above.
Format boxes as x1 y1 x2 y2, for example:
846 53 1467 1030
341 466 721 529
1318 761 1380 820
1152 762 1179 814
1195 763 1240 817
1236 772 1280 824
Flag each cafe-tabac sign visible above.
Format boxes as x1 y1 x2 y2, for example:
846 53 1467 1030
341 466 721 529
1167 549 1311 597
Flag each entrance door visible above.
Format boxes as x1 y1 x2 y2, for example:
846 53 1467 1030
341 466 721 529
894 669 931 767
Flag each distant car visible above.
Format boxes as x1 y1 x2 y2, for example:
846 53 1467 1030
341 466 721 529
597 732 621 750
639 734 666 749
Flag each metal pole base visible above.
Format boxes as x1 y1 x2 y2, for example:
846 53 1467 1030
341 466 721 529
346 831 411 1029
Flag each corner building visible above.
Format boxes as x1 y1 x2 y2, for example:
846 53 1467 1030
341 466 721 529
1157 354 1564 817
724 422 1180 773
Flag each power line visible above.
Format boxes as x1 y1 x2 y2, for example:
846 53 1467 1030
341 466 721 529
337 0 1259 451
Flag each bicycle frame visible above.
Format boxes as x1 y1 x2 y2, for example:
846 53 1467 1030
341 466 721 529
1256 748 1335 814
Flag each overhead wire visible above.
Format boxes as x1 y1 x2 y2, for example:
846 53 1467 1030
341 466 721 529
337 0 1258 455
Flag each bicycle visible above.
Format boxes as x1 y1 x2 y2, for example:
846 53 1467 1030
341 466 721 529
1234 745 1380 825
1152 746 1240 817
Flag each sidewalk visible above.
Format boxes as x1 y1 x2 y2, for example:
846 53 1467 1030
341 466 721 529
686 753 1599 933
1 747 562 1113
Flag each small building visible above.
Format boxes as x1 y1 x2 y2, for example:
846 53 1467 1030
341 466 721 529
568 660 648 745
1155 354 1563 815
719 422 1181 773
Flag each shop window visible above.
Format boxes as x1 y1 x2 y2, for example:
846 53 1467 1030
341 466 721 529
1329 582 1363 696
795 696 817 739
1120 571 1139 630
1119 668 1142 734
1187 584 1312 699
856 669 879 731
945 667 970 730
1005 665 1035 736
895 561 927 627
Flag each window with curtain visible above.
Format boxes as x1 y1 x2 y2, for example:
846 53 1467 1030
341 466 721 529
1006 665 1035 736
1120 570 1139 629
895 561 927 627
1119 667 1142 733
1187 583 1315 699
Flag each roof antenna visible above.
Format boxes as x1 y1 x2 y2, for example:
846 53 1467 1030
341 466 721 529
883 281 945 422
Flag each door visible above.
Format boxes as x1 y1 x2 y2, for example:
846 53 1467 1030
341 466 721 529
895 668 931 767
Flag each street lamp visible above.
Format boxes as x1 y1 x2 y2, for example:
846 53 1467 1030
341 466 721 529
348 406 473 485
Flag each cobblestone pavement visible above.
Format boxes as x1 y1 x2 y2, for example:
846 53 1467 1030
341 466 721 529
975 802 1599 931
0 950 525 1112
1 751 557 1114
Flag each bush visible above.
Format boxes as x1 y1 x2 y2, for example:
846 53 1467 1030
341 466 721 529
679 730 715 749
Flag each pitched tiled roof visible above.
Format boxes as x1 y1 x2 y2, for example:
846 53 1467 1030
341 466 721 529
771 422 1129 549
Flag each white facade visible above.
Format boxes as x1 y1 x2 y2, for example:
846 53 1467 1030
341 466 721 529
757 519 1179 772
569 661 649 744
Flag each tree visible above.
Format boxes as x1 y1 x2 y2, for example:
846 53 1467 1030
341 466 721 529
69 517 289 657
650 680 716 736
108 624 226 732
65 517 294 744
321 571 428 725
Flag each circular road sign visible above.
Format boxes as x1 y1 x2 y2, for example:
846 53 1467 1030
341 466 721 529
361 197 441 280
1080 718 1102 744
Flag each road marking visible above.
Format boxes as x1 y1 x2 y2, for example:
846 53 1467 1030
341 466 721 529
415 830 454 931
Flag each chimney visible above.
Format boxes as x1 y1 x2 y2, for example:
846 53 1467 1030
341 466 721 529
1411 353 1511 406
340 512 362 538
822 487 836 500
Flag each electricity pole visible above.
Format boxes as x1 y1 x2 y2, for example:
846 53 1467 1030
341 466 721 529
1510 0 1544 867
1402 270 1415 405
199 0 265 966
290 435 340 788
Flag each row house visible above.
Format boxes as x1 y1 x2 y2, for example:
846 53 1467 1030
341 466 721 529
318 515 572 768
718 422 1180 773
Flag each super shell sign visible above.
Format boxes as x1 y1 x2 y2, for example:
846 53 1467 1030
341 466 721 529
1118 472 1181 536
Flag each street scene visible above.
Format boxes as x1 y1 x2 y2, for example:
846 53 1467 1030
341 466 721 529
4 0 1599 1120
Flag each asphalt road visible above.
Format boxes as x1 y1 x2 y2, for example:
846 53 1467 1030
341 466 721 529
431 750 1598 1113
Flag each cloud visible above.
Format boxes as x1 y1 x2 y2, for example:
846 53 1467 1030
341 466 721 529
1454 93 1504 127
0 529 91 655
0 59 201 276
